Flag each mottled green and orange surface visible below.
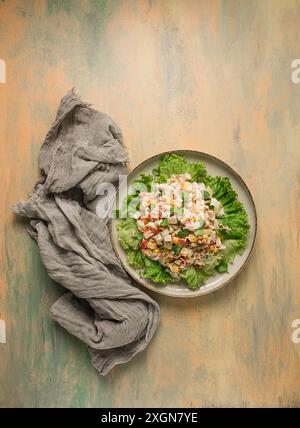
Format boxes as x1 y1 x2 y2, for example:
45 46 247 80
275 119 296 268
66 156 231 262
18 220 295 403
0 0 300 407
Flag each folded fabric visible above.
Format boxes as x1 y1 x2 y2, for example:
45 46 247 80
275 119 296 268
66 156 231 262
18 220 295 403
13 90 160 375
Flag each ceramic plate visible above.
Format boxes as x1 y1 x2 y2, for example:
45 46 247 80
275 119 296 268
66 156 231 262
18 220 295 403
110 150 257 298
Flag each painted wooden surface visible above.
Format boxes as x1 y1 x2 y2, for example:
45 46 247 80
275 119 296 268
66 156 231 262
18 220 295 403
0 0 300 408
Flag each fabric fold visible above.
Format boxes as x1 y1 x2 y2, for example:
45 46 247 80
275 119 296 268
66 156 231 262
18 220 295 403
13 89 160 375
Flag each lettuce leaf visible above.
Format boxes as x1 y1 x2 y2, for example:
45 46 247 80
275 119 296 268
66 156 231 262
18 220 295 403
152 154 186 182
205 175 250 264
154 153 207 183
203 253 222 270
180 266 215 289
216 260 228 273
142 258 172 284
117 218 143 251
195 268 216 286
180 266 199 289
188 161 208 182
127 249 145 269
130 174 153 194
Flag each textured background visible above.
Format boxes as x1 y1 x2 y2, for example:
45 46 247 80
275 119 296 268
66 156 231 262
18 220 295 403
0 0 300 407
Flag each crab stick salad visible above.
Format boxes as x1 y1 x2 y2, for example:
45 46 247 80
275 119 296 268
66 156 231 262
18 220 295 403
117 154 250 289
133 173 226 278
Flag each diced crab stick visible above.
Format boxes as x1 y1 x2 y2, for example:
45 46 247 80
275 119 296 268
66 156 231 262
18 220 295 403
172 237 186 246
143 228 155 239
155 234 163 245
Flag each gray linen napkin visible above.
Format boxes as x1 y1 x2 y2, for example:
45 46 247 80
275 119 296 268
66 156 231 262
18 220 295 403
13 90 160 375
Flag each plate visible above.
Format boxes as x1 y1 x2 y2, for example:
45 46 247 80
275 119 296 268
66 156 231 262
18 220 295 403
110 150 257 298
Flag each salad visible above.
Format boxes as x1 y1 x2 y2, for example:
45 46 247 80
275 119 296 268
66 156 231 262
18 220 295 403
117 154 250 289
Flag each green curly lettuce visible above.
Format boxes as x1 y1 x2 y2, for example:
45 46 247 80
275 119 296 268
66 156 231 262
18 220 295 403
127 249 145 269
117 217 143 251
143 258 172 284
153 153 207 183
180 266 216 289
204 175 250 262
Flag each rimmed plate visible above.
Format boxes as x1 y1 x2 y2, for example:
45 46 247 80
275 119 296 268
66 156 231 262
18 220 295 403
110 150 257 298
